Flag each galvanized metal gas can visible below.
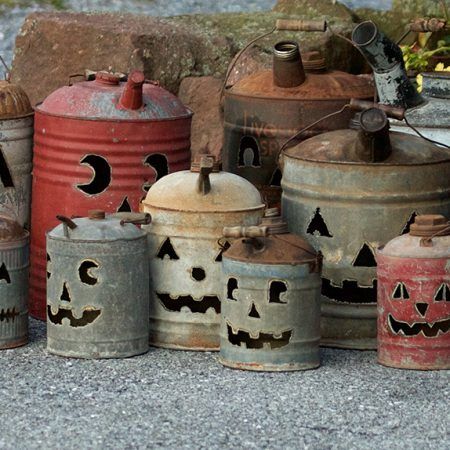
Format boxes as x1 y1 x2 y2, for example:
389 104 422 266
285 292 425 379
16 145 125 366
223 40 372 205
377 215 450 370
282 107 450 349
0 80 33 228
141 156 265 351
220 209 322 371
46 210 150 358
31 69 192 320
0 214 29 348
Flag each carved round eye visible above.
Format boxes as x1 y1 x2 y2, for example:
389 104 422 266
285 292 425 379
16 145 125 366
191 267 206 282
79 260 99 285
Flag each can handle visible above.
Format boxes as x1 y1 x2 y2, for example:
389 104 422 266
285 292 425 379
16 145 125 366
56 215 78 238
196 156 215 195
275 19 327 32
223 226 268 238
118 212 151 226
349 99 406 120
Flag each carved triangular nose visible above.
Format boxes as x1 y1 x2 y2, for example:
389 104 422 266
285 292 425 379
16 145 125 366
416 302 428 317
248 303 260 318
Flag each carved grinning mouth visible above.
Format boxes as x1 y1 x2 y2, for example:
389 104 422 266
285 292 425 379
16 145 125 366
322 278 377 303
388 314 450 337
227 322 292 349
156 292 220 314
0 308 19 322
47 306 101 327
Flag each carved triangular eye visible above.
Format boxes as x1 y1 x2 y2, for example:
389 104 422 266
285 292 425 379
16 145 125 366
248 303 260 318
401 211 418 235
435 283 450 301
0 263 11 284
156 238 179 260
353 243 377 267
306 208 332 237
392 282 409 300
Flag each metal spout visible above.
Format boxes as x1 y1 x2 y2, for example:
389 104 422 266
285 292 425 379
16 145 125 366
354 108 392 162
120 70 145 110
352 21 423 109
273 41 306 88
196 156 215 195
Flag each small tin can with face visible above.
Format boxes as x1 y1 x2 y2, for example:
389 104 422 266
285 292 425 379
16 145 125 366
46 211 150 358
377 215 450 370
0 215 29 349
220 209 322 371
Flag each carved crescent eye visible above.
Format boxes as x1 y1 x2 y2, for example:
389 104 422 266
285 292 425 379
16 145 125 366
77 154 111 195
79 260 99 285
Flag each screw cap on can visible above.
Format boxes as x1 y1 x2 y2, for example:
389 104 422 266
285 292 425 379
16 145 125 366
409 214 450 237
88 210 106 220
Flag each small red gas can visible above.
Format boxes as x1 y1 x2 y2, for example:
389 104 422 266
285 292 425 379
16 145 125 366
377 215 450 370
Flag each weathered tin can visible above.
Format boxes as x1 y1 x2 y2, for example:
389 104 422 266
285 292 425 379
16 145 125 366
141 156 265 351
377 215 450 370
46 210 150 358
220 209 322 371
0 214 29 348
352 21 449 146
0 80 33 228
31 69 192 320
281 107 450 349
223 40 372 205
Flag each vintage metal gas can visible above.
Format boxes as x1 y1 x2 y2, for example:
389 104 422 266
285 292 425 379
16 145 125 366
141 156 265 351
377 215 450 370
282 107 450 349
223 40 372 204
31 69 192 320
46 210 150 358
0 214 29 348
220 209 322 371
0 79 33 228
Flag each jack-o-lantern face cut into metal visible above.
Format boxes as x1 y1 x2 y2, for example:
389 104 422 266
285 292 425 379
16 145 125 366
141 156 265 351
220 210 322 372
46 211 150 359
377 215 450 370
282 107 450 350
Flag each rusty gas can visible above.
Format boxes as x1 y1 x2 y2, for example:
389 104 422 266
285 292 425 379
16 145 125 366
46 210 150 358
377 215 450 370
0 214 29 348
282 107 450 349
223 40 372 205
141 156 265 351
31 69 192 320
220 209 322 371
0 79 33 228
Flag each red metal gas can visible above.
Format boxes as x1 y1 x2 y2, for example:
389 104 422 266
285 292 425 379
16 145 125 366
377 215 450 370
30 70 192 319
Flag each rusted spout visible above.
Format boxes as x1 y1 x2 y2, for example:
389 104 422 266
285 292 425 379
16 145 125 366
120 70 145 110
273 41 306 88
352 21 423 108
354 108 391 162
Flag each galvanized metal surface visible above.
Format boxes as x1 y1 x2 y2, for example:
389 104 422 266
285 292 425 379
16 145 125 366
46 213 149 358
223 42 372 205
281 129 450 350
377 215 450 370
142 160 265 351
0 215 29 349
30 70 192 320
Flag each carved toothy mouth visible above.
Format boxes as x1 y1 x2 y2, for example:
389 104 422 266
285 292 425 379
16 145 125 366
227 322 292 349
388 314 450 337
322 278 377 303
47 305 101 327
0 308 19 322
156 292 220 314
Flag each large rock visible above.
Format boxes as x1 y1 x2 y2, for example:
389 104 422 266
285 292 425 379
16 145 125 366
11 6 362 106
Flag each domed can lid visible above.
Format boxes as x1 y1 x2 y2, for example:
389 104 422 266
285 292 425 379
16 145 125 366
0 80 33 119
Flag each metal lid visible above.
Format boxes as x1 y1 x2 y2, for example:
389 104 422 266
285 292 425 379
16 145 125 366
0 80 33 119
409 215 450 237
48 212 148 242
0 214 28 242
36 70 192 122
421 71 450 99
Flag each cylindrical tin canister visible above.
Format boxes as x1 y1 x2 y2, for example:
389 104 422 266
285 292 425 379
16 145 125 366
0 215 29 348
31 70 192 320
46 211 150 358
141 156 265 351
0 80 33 228
223 41 372 205
282 109 450 349
220 210 322 371
377 215 450 370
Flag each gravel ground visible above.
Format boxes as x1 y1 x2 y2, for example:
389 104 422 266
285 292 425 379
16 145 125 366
0 0 392 68
0 318 448 449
